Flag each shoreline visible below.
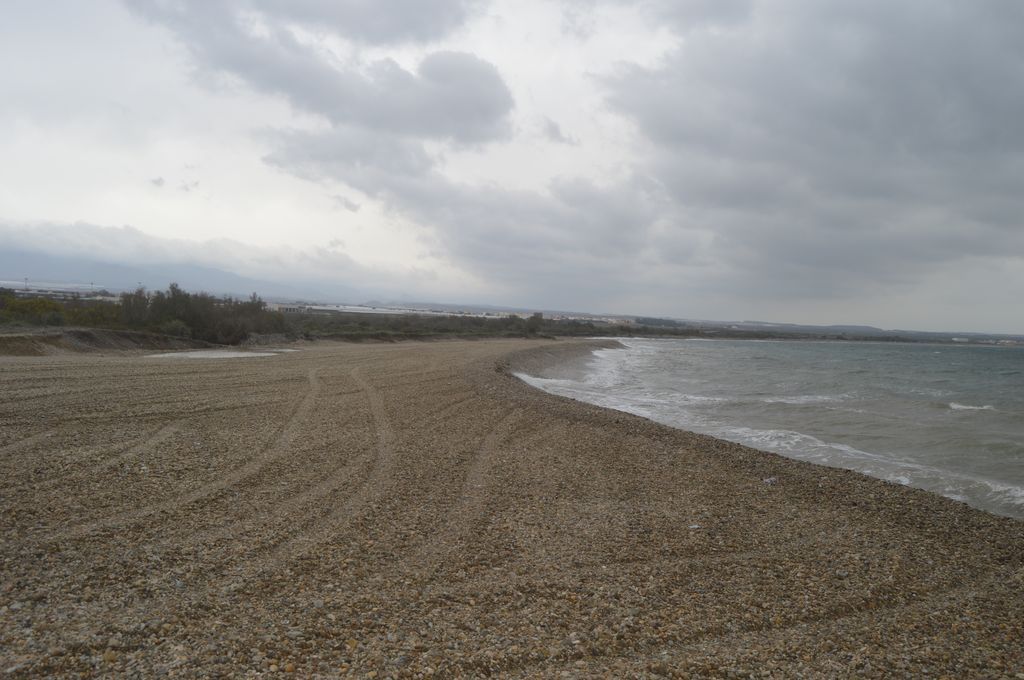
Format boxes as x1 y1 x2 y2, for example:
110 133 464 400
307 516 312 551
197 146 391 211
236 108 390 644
1 337 1021 676
499 340 1024 529
513 336 1024 522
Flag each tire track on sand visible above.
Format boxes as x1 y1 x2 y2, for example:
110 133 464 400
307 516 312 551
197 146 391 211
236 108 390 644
412 408 524 572
0 428 60 458
183 373 375 551
8 422 183 491
52 368 321 540
243 367 398 574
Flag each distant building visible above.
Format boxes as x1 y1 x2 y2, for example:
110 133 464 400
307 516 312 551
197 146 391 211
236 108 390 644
267 303 309 314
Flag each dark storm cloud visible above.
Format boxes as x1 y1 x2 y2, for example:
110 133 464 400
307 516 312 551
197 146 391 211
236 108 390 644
604 0 1024 300
125 0 512 143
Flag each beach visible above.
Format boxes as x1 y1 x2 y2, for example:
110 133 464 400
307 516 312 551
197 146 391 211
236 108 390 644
1 338 1022 677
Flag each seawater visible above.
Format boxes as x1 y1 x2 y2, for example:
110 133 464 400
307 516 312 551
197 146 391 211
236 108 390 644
145 350 284 359
518 338 1024 519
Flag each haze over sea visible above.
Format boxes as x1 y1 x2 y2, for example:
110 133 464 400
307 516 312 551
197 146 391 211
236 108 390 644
520 339 1024 519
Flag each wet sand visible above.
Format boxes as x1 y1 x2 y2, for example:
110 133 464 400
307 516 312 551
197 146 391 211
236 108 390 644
1 338 1022 677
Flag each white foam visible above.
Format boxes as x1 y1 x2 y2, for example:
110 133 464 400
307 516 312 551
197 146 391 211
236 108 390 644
713 426 886 465
146 350 279 359
762 394 848 405
516 338 1024 518
712 426 1024 511
949 402 996 411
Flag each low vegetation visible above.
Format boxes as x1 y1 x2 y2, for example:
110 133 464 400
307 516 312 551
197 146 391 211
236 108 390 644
10 283 889 346
1 283 707 345
292 310 609 341
1 284 287 345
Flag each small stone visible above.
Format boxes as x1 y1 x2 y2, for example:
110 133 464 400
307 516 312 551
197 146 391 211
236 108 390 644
284 662 295 673
102 650 118 663
269 664 279 672
345 638 359 652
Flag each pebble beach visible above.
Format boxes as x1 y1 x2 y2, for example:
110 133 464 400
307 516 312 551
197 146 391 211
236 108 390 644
1 338 1022 677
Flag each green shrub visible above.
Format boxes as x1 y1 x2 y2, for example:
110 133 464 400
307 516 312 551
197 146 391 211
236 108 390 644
158 319 191 338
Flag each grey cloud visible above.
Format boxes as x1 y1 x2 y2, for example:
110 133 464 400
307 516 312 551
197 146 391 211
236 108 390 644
264 126 436 186
250 0 480 44
332 195 361 212
265 127 664 306
606 0 1024 301
2 222 187 266
563 0 752 34
125 1 512 143
0 221 440 301
150 177 165 187
542 118 578 145
650 0 752 31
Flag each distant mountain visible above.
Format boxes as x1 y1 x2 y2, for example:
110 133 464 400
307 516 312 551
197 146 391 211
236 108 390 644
726 320 893 335
371 300 604 317
0 248 358 302
670 318 1023 343
736 321 888 334
5 250 1021 342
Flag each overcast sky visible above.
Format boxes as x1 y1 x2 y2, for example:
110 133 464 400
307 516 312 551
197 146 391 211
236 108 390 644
2 0 1023 332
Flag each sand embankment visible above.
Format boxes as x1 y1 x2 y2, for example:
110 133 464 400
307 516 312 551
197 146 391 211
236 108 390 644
0 328 214 356
1 338 1021 677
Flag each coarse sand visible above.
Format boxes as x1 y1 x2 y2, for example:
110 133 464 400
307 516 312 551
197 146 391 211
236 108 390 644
1 338 1022 677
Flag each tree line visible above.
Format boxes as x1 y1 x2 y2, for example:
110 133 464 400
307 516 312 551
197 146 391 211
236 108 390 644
1 283 724 345
0 284 287 345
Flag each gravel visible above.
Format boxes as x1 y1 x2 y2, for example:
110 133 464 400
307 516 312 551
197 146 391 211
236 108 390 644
0 338 1021 677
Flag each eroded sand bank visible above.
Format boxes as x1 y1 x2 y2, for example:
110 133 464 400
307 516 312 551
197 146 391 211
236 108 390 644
1 339 1022 677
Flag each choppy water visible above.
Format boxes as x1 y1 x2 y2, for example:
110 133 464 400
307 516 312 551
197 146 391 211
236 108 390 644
518 338 1024 519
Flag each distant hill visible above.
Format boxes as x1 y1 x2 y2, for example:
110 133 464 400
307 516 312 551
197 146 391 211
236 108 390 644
0 248 357 302
660 318 1024 344
365 300 596 317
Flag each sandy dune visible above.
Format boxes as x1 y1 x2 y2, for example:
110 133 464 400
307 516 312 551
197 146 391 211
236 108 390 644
1 339 1021 677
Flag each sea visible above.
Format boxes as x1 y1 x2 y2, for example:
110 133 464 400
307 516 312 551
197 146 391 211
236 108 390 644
518 338 1024 520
